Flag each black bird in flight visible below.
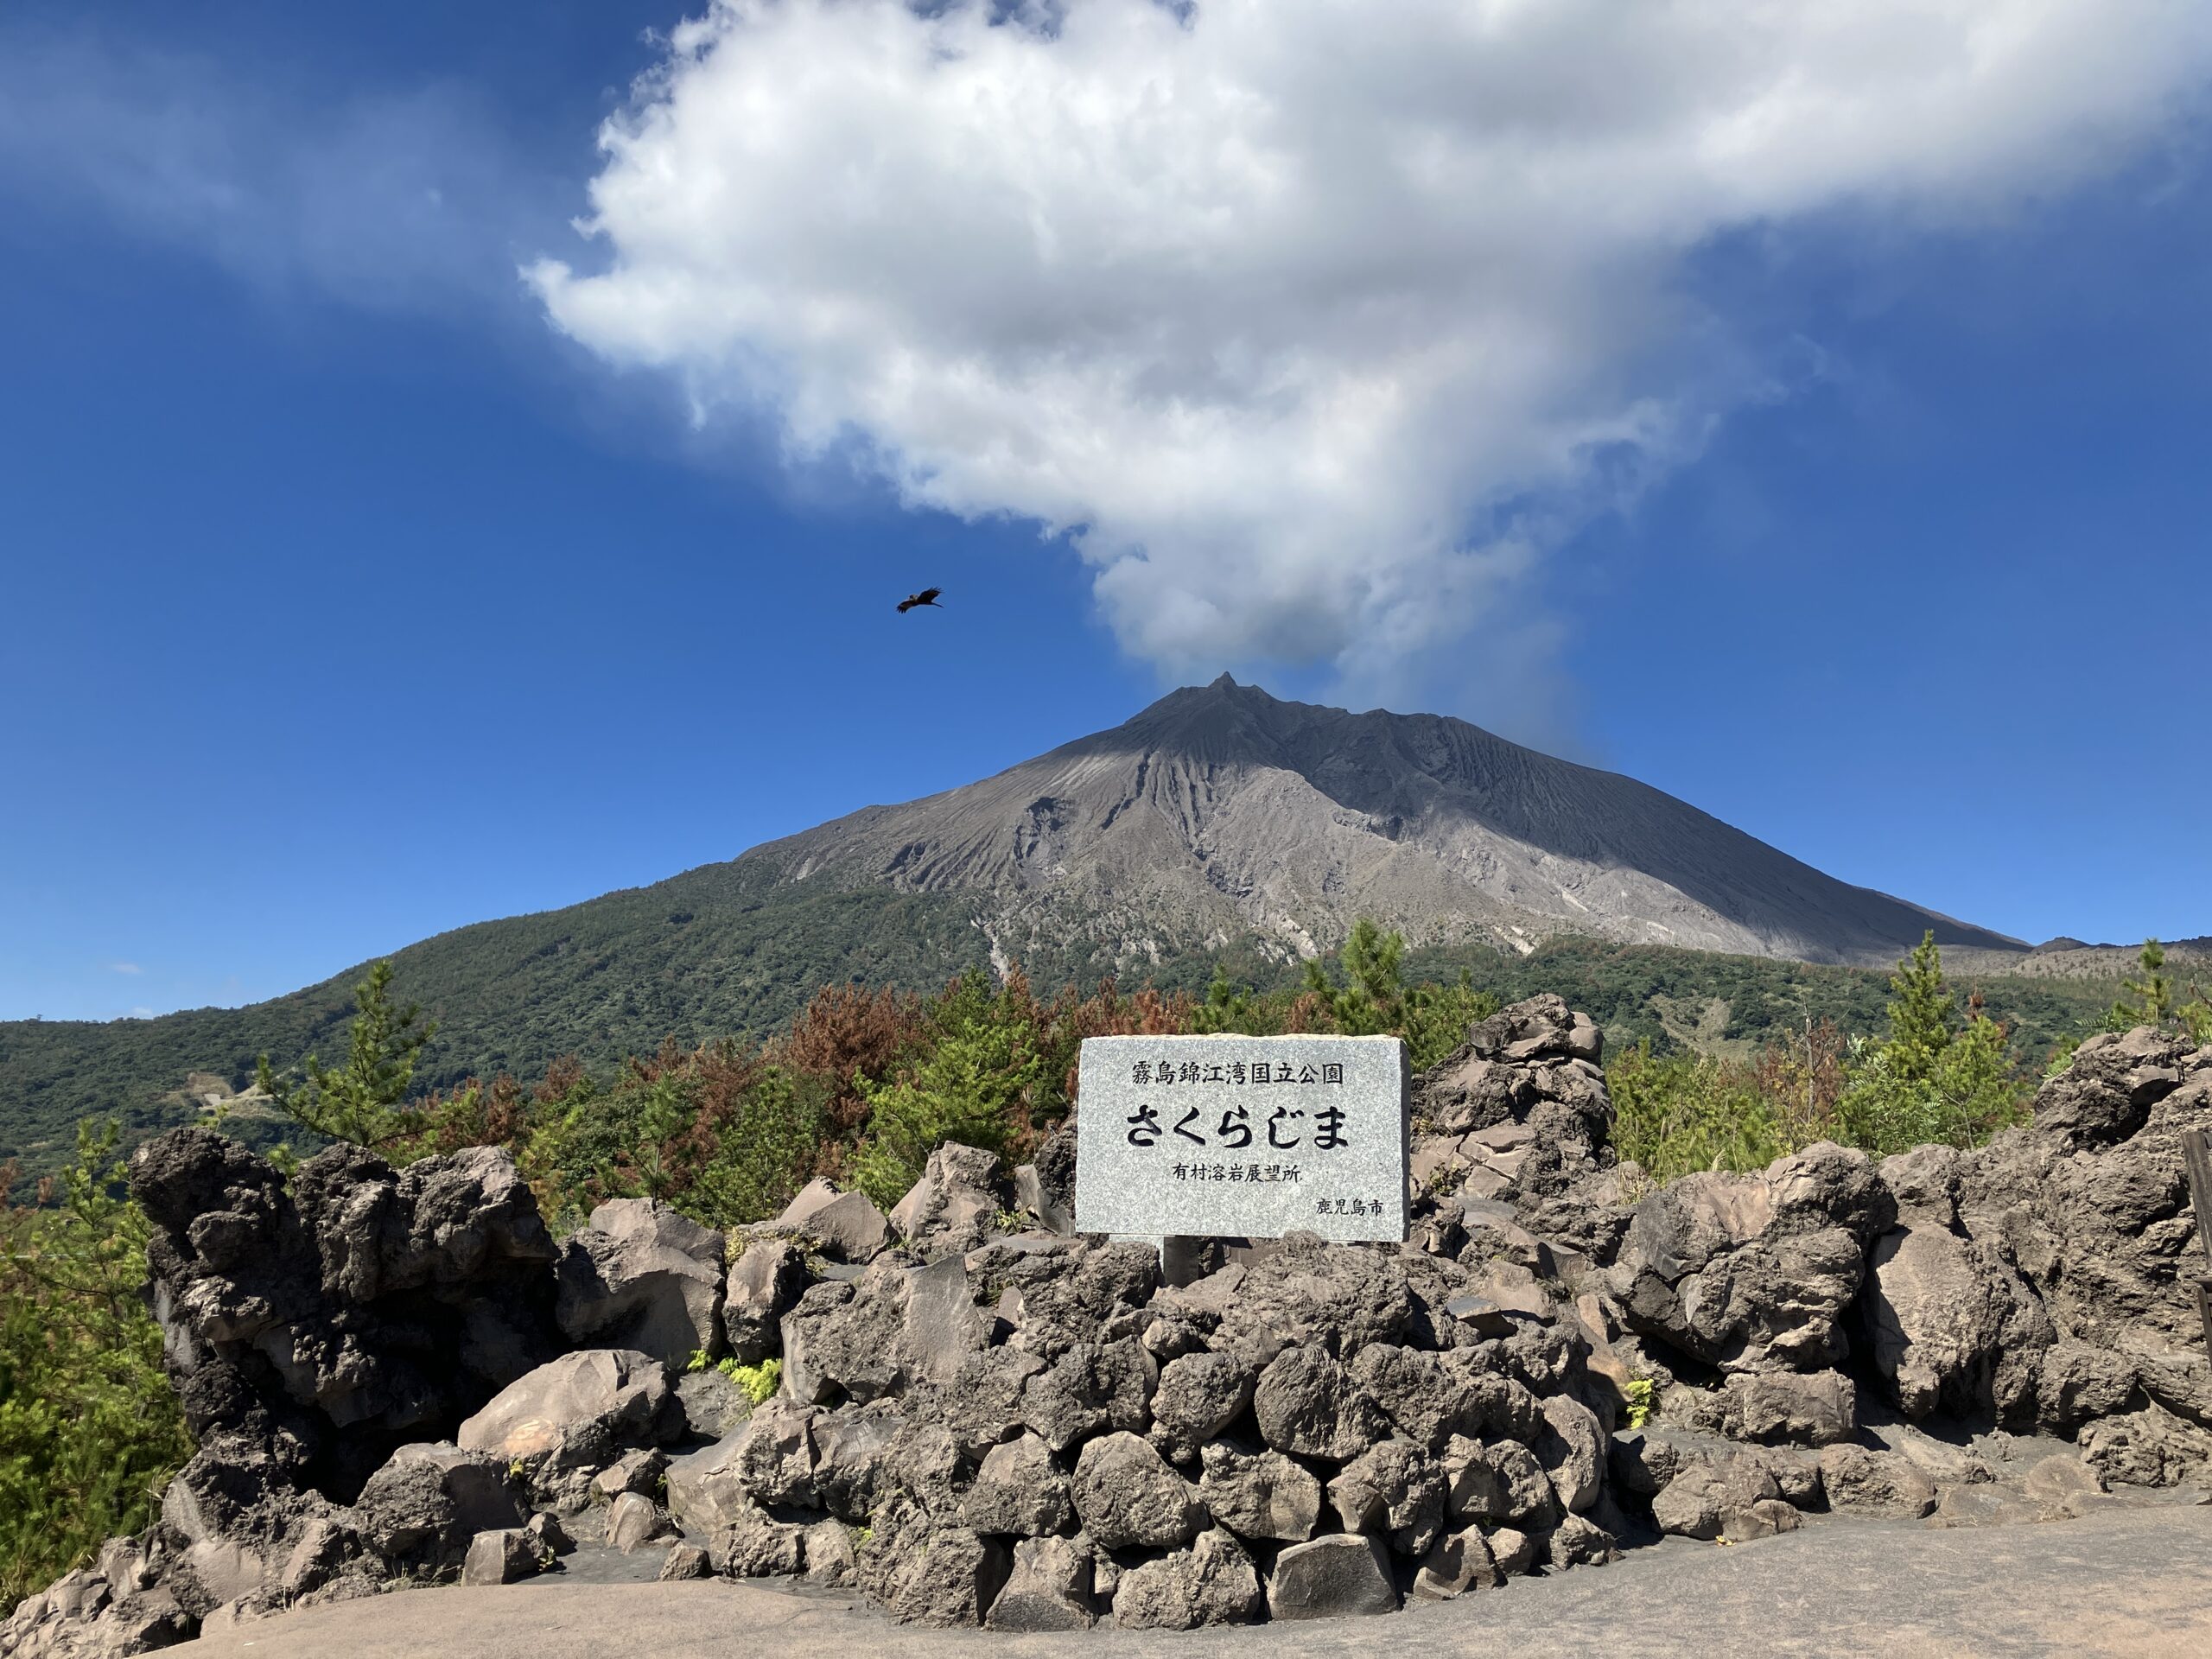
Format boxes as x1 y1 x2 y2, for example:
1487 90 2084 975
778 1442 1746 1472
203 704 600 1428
897 587 944 613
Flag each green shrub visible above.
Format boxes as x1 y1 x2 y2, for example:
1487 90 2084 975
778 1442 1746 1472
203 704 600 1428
1834 933 2028 1155
1606 1040 1789 1180
715 1357 782 1407
1300 919 1499 1068
683 1068 829 1229
848 971 1043 1208
1621 1376 1656 1430
0 1125 192 1608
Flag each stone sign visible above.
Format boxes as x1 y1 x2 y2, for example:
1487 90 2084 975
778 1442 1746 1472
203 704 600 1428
1074 1034 1408 1243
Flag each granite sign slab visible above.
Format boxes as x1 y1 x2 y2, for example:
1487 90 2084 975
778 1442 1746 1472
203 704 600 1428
1074 1035 1409 1243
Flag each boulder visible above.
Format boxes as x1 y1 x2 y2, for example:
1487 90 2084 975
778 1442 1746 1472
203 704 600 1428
1021 1340 1155 1451
1608 1142 1892 1375
962 1433 1075 1536
366 1442 524 1539
709 1503 807 1578
659 1543 713 1581
2078 1404 2212 1488
1151 1351 1252 1448
1719 1370 1858 1446
606 1492 677 1554
803 1520 859 1586
1348 1344 1480 1447
460 1529 537 1586
935 1347 1047 1460
1439 1437 1557 1529
1542 1511 1621 1567
690 1397 820 1516
1111 1529 1264 1630
1645 1444 1786 1541
354 1443 523 1569
455 1349 678 1466
988 1239 1158 1361
555 1198 725 1367
777 1179 892 1263
276 1516 359 1600
589 1447 667 1502
1411 1526 1501 1600
673 1367 753 1441
810 1404 902 1521
863 1513 1009 1627
1537 1394 1609 1511
1815 1445 1937 1518
1267 1534 1399 1620
1071 1432 1205 1550
1012 1162 1075 1237
987 1535 1095 1631
780 1257 991 1406
1327 1440 1446 1555
1486 1524 1539 1577
1251 1345 1389 1460
888 1142 1005 1258
1197 1441 1324 1542
722 1238 808 1365
1211 1233 1416 1360
1720 1498 1802 1541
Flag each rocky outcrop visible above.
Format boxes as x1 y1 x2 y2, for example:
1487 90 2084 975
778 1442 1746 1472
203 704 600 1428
772 1179 891 1263
11 1005 2212 1650
1412 994 1630 1261
1606 1141 1896 1375
132 1129 562 1498
1862 1028 2212 1462
683 1216 1624 1628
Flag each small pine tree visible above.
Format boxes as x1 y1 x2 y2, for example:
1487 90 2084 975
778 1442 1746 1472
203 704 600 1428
1302 918 1405 1036
1191 969 1262 1035
848 970 1043 1207
1836 933 2028 1154
254 960 435 1153
1301 920 1495 1065
1881 932 1957 1085
2107 939 2175 1032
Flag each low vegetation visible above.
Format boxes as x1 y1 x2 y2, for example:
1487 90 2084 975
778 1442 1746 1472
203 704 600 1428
1609 932 2032 1179
0 1126 192 1609
0 869 2145 1185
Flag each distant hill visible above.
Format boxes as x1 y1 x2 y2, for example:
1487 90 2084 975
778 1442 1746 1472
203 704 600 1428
15 677 2171 1181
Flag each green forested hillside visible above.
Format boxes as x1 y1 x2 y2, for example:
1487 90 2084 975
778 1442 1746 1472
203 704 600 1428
0 868 991 1173
0 859 2122 1182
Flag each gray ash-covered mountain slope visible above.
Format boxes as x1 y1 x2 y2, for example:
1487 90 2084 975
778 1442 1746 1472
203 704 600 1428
737 675 2022 970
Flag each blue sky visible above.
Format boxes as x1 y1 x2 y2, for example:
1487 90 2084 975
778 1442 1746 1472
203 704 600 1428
4 1 2209 1023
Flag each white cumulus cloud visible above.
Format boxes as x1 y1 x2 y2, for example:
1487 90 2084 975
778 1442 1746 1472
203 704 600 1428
531 0 2212 706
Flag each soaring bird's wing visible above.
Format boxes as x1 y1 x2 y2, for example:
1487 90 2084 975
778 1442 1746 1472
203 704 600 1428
896 595 918 612
918 588 943 605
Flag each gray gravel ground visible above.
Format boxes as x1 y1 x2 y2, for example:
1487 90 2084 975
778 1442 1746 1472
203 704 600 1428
181 1503 2212 1659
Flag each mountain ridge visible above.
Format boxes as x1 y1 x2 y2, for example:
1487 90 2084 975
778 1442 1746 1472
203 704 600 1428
734 675 2024 969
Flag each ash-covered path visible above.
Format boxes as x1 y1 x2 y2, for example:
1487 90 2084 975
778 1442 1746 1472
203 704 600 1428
180 1505 2212 1658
